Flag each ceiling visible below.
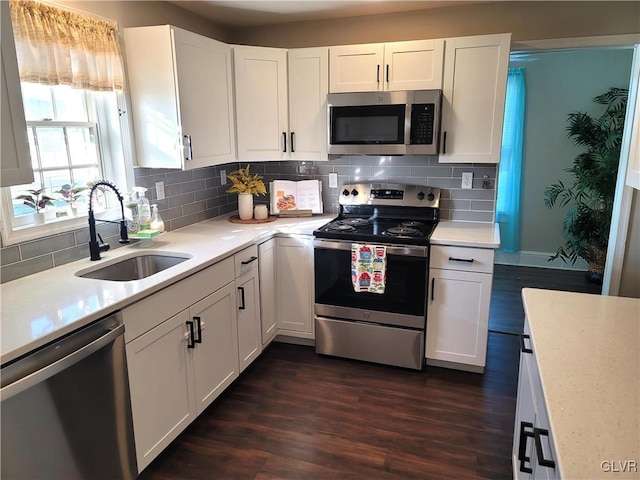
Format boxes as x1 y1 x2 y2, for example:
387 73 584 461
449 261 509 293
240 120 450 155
168 1 486 28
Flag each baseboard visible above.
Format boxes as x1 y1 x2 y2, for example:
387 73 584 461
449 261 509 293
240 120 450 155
495 250 588 271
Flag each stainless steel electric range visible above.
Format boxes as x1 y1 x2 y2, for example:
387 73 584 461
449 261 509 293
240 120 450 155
313 183 440 370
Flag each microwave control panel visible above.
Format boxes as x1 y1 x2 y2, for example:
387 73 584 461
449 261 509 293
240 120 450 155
410 103 435 145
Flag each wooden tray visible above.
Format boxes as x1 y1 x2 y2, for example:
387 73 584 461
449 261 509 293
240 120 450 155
229 215 278 224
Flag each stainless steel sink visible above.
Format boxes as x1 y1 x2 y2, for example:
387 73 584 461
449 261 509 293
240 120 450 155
77 252 191 281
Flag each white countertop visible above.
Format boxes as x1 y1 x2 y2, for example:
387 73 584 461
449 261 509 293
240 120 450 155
1 216 497 365
430 220 500 248
522 288 640 479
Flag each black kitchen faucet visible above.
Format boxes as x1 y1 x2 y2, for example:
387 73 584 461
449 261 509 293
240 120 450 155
87 180 130 261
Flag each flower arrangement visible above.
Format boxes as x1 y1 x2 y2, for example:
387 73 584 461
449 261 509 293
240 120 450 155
15 188 54 213
55 183 88 207
226 164 266 196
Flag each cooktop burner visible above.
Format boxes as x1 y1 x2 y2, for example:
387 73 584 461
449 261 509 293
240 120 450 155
327 224 356 232
400 221 425 228
384 226 422 237
338 218 372 227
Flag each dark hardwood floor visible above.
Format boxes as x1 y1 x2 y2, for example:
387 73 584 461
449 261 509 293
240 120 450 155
138 265 600 480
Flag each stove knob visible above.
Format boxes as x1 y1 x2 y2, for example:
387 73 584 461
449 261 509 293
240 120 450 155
427 192 435 201
417 192 425 200
342 189 350 196
351 189 359 196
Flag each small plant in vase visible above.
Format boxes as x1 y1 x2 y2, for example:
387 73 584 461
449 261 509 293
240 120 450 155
227 165 266 220
55 183 88 215
15 188 54 224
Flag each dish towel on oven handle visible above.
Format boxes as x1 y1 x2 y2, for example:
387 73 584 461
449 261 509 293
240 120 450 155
351 244 387 294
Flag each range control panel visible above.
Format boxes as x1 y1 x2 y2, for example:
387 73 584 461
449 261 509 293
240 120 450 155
339 183 440 208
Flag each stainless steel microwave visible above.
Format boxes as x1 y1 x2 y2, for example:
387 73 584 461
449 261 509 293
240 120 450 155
327 90 442 155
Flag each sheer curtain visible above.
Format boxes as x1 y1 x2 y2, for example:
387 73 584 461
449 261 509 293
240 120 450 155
9 0 124 91
497 67 526 252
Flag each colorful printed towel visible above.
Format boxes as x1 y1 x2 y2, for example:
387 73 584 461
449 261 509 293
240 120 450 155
351 244 387 294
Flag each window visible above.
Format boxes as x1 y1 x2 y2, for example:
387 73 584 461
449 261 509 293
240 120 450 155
1 0 133 245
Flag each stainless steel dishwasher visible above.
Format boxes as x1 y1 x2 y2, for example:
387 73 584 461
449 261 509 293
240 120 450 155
1 312 137 480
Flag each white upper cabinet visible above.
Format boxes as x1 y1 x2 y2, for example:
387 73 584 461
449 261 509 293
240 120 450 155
439 33 511 164
329 40 444 93
1 1 34 187
288 47 329 161
234 46 328 162
124 25 236 170
234 46 289 161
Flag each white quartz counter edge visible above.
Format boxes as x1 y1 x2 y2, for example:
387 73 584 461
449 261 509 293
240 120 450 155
521 288 640 480
429 221 500 248
0 214 334 365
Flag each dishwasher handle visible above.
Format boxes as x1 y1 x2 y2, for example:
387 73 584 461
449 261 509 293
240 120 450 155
1 316 125 402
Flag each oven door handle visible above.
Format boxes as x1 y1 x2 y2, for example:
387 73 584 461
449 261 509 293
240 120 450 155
313 239 428 257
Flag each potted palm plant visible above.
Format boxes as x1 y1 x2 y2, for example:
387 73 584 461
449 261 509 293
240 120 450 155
544 87 628 283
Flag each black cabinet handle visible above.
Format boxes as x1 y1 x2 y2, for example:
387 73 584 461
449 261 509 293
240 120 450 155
520 334 533 354
376 64 380 83
518 421 534 474
241 256 258 265
430 277 435 302
443 131 447 154
238 286 246 310
449 257 474 263
534 428 556 469
386 64 389 83
282 132 287 152
186 320 195 349
193 316 202 344
291 132 295 153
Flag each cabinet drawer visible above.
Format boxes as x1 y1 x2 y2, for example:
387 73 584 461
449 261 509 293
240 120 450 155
234 244 258 277
123 257 235 342
430 245 494 273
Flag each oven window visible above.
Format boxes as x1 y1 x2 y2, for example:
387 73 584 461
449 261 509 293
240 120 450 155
330 104 405 144
314 247 427 316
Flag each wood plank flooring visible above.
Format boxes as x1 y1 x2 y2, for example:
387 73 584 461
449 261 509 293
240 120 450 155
139 265 600 480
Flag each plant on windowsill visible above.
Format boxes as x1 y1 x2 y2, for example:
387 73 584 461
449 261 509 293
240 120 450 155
227 164 266 220
55 183 88 216
544 87 628 284
15 188 55 225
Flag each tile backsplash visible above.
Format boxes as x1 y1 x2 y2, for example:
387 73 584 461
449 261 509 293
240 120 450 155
0 157 495 283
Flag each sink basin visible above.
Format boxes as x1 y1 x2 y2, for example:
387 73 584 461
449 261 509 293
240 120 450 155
77 252 191 281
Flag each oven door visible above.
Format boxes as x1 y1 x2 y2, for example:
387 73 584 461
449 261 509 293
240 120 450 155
313 239 428 329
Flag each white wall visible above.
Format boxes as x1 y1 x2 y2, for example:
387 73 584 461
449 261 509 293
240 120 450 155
511 48 634 259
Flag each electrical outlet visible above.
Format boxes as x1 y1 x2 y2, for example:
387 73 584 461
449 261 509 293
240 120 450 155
220 169 227 185
329 172 338 188
461 172 473 189
155 181 165 200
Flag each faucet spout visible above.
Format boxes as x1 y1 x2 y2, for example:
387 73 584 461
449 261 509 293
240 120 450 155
88 181 130 261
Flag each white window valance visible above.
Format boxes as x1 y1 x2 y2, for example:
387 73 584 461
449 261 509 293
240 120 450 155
9 0 124 91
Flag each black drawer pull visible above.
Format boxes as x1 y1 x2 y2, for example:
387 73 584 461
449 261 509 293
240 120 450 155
518 421 534 474
241 256 258 265
186 320 195 349
534 428 556 469
449 257 474 263
520 334 533 354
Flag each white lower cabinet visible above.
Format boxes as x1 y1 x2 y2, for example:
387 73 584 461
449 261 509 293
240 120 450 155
426 245 494 371
234 245 262 372
513 317 558 480
123 259 239 472
276 235 314 338
258 239 278 345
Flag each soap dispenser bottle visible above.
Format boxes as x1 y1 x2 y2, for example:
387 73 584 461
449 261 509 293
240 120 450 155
150 204 165 232
132 187 151 230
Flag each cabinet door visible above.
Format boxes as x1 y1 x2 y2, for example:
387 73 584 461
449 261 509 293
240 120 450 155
1 1 34 187
439 33 511 164
258 239 278 345
126 309 195 472
124 26 235 169
513 344 537 479
236 268 262 372
426 268 492 367
276 236 314 337
234 46 289 161
385 39 444 91
329 43 384 93
288 47 329 161
190 282 239 415
173 28 236 169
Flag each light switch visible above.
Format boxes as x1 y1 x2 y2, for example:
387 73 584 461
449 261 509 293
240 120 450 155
461 172 473 189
